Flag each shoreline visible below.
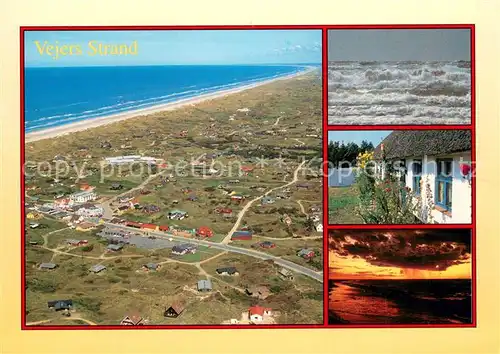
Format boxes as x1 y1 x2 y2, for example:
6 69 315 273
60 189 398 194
25 67 316 143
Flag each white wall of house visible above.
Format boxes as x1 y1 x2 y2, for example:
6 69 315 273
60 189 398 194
70 191 97 203
250 314 263 322
405 152 472 224
76 207 104 217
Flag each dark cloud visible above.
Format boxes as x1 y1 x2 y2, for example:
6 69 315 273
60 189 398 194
329 229 471 271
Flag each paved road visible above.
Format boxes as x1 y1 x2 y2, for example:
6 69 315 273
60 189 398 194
104 222 323 282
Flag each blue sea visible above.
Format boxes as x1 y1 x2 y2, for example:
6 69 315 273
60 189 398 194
25 65 309 133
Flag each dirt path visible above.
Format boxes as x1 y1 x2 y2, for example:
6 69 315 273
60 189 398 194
26 319 53 326
221 160 307 245
100 170 168 219
273 116 282 126
41 227 71 247
293 138 305 146
41 245 144 261
156 251 227 267
63 316 97 325
195 261 246 294
296 200 307 216
199 251 228 264
26 316 97 326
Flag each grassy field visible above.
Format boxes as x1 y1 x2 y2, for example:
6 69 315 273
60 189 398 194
24 72 324 325
26 249 323 325
328 186 363 224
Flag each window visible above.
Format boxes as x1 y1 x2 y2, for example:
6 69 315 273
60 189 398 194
412 160 422 195
435 158 453 211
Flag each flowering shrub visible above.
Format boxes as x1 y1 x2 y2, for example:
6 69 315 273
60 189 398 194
357 151 374 169
355 152 422 224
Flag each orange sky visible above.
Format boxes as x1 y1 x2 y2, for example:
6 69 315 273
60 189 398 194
329 251 472 280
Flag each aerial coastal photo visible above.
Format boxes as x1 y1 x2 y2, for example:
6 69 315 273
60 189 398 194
329 229 473 325
23 29 324 326
327 130 473 225
327 29 472 125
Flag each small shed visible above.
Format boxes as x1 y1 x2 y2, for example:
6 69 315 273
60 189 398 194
171 243 197 255
197 279 213 292
48 299 72 311
216 267 239 276
278 268 294 281
89 264 107 273
261 196 275 205
110 183 124 190
120 311 144 325
259 241 276 249
245 286 270 300
297 248 315 259
39 263 57 270
143 263 160 271
164 302 185 318
107 244 124 252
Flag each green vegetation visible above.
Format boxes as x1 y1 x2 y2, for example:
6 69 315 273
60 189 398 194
328 186 363 224
25 72 323 325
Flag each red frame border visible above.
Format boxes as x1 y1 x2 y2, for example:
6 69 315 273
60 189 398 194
20 24 475 330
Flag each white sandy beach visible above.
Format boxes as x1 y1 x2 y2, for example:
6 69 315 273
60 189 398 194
26 67 316 143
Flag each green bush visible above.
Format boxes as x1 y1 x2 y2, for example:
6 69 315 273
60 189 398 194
26 278 59 293
270 285 281 294
80 245 94 252
108 276 120 283
74 297 102 312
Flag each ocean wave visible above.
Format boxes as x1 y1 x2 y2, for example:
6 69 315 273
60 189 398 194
328 63 470 95
328 104 470 119
328 91 471 107
327 62 471 123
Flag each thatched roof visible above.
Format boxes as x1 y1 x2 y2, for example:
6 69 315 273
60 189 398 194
373 130 471 160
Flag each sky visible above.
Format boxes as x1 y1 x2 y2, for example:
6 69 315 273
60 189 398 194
328 29 471 61
328 130 391 145
25 30 322 67
329 229 472 280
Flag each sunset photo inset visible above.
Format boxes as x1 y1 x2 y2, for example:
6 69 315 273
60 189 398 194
328 229 472 325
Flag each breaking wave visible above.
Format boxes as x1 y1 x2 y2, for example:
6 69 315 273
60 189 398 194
328 61 471 125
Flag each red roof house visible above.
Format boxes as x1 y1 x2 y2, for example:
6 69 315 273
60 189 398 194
126 221 142 228
141 224 158 231
159 225 169 232
79 183 91 191
120 311 144 325
248 306 272 322
259 241 276 249
231 231 253 240
196 226 214 238
241 166 254 173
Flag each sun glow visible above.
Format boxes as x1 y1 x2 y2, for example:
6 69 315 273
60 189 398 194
329 252 471 280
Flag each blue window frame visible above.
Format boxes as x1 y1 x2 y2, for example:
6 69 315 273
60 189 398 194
435 159 453 211
412 160 422 195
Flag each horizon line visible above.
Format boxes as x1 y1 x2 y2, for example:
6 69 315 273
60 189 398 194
25 63 322 69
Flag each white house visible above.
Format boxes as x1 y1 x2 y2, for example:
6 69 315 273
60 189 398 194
374 130 472 224
75 205 104 217
69 191 97 203
104 156 159 165
314 223 324 232
248 306 272 323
